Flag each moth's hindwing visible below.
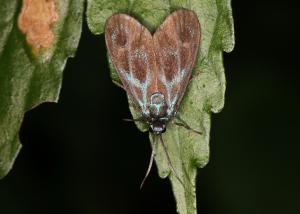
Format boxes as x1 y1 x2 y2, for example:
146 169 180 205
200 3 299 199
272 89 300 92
153 10 201 115
105 14 156 114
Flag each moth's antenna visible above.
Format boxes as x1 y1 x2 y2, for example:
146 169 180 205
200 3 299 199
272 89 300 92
140 138 157 189
159 135 185 188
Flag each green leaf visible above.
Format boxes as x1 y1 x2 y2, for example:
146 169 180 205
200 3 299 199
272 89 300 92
87 0 234 213
0 0 84 178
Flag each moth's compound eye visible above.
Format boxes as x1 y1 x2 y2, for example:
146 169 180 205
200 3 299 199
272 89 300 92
150 123 166 135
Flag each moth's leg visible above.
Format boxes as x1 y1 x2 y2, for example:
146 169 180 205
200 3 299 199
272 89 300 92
123 117 143 122
112 80 125 90
172 116 202 135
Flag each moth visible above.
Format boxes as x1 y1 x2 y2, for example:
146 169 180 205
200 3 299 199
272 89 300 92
105 9 201 187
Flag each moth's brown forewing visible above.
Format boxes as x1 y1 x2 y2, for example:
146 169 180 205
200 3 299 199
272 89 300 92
153 10 201 114
104 14 156 112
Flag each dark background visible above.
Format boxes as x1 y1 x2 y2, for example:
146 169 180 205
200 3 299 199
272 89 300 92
1 1 300 214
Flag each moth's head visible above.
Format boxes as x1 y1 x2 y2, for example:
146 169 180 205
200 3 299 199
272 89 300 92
149 122 166 135
149 92 167 119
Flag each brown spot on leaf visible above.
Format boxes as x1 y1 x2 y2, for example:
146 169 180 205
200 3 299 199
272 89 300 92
18 0 58 54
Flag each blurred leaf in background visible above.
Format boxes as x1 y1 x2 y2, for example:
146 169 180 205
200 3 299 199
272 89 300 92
0 0 84 178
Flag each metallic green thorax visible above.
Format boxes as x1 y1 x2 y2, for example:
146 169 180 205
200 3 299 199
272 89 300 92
149 92 167 118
